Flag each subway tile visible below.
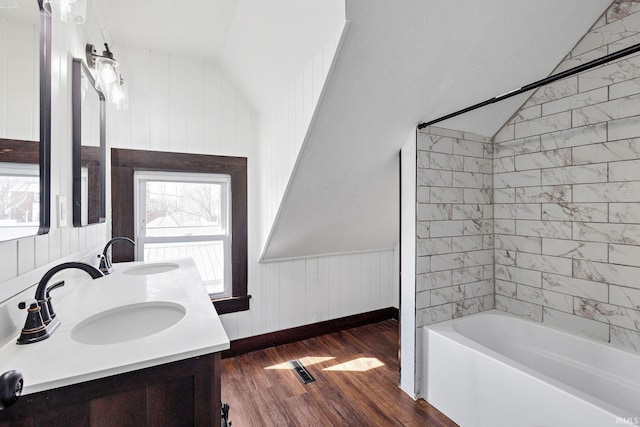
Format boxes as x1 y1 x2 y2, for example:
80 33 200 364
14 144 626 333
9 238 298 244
464 157 492 174
452 171 486 188
465 280 493 298
417 151 430 168
417 204 452 221
494 203 541 220
578 52 640 91
417 187 430 203
573 94 640 127
452 204 484 220
496 279 517 297
542 273 609 302
607 2 640 23
610 285 640 310
574 259 640 290
558 47 608 73
512 105 542 123
416 256 430 274
417 304 452 326
517 284 573 313
417 238 452 257
574 13 640 56
493 157 514 173
417 222 430 238
451 236 483 252
574 297 640 332
464 250 492 267
573 139 640 164
541 164 607 185
609 78 640 100
430 187 464 203
573 181 640 202
610 325 640 353
515 111 572 139
516 220 573 239
431 285 465 305
610 116 640 142
482 234 494 250
494 234 542 254
454 297 485 318
429 152 465 171
609 243 640 267
541 87 608 116
610 203 640 223
494 170 541 188
451 266 483 286
494 188 515 203
417 168 452 187
515 186 571 203
528 77 578 105
574 222 640 245
496 295 543 322
495 249 516 266
541 203 608 222
609 159 640 181
516 252 573 276
417 271 451 291
542 238 608 262
453 139 485 157
431 253 464 272
416 291 431 310
484 294 495 310
542 307 609 342
494 136 541 157
426 126 464 139
540 123 607 150
430 221 464 237
495 264 542 287
464 188 492 204
514 148 571 171
493 124 515 143
417 133 454 153
494 219 516 234
463 219 493 235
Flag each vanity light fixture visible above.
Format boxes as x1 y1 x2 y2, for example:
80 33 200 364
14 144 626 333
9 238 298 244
43 0 87 24
86 42 128 108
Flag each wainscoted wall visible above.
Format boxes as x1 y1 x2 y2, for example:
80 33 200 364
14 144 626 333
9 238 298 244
415 126 494 329
493 1 640 353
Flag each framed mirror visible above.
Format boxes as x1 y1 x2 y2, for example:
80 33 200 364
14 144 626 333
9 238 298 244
0 0 51 242
72 58 105 226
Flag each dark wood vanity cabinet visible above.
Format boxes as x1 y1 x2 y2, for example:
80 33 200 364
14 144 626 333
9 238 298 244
0 353 221 426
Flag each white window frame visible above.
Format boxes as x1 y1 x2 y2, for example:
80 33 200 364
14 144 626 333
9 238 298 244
134 170 232 298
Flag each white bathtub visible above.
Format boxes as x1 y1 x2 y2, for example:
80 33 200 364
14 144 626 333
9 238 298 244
421 310 640 427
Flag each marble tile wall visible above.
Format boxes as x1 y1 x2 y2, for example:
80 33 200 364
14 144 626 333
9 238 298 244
415 126 495 327
494 0 640 353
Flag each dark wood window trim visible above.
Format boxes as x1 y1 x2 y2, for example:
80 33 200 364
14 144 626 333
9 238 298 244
111 148 249 314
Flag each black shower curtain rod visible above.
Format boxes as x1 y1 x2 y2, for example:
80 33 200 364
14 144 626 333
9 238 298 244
417 41 640 130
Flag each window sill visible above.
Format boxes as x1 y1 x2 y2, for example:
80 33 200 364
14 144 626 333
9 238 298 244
212 295 251 315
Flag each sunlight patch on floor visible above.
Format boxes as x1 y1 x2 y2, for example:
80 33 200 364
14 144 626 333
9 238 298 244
264 356 335 370
323 357 385 372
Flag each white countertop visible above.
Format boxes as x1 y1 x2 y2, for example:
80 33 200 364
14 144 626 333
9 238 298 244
0 258 230 395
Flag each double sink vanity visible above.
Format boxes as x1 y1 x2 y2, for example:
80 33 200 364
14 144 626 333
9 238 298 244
0 258 230 426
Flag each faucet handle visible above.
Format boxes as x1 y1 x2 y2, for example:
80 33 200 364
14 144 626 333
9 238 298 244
45 281 65 321
17 299 38 311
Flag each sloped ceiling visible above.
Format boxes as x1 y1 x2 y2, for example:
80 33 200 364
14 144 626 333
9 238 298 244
261 0 612 260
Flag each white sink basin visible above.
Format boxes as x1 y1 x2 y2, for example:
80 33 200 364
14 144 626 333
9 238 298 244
122 262 180 276
71 302 186 345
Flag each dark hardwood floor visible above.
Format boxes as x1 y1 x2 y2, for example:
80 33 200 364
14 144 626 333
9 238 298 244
221 319 458 426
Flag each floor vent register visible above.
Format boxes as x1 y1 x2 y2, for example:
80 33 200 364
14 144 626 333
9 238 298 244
289 360 316 384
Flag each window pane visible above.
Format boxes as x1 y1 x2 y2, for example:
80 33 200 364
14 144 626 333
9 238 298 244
0 174 39 240
144 241 226 295
145 181 224 237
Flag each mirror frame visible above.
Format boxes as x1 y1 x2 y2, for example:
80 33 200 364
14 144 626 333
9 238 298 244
71 58 106 226
38 0 51 236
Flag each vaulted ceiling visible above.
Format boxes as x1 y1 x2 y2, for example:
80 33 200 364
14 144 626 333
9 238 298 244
99 0 613 260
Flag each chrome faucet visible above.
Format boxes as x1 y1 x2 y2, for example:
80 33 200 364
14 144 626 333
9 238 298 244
17 262 103 345
98 237 135 275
